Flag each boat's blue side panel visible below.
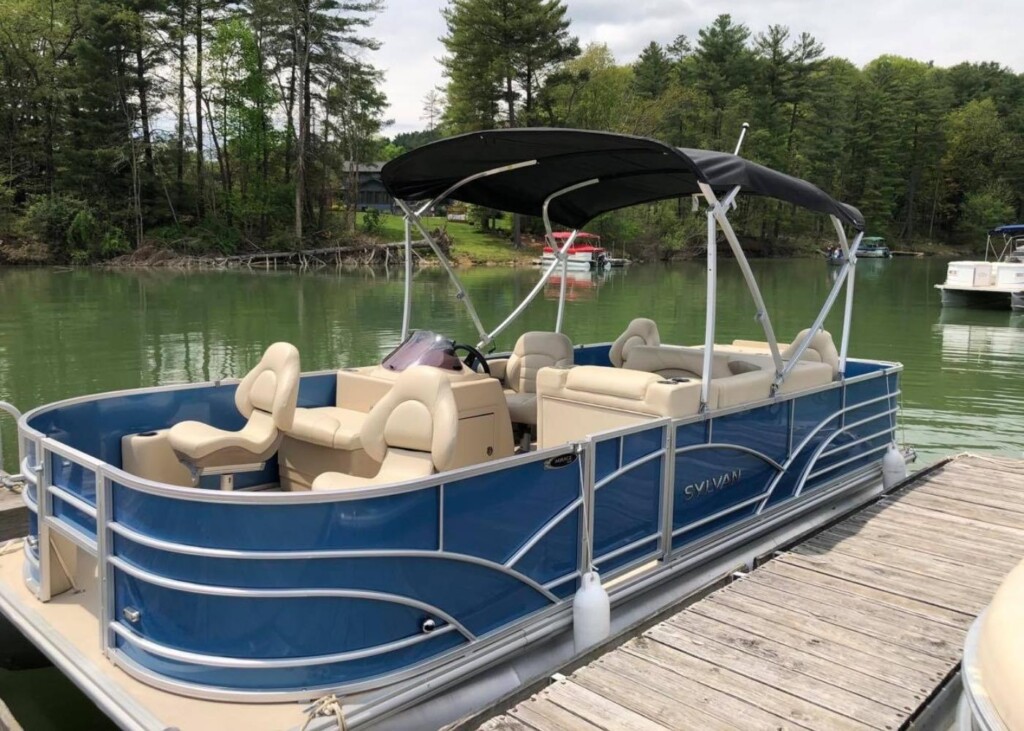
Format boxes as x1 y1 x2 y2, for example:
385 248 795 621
591 424 666 575
106 452 583 691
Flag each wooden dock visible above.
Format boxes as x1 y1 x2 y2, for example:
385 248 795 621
477 454 1024 731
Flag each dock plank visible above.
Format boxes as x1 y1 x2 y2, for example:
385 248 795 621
478 455 1024 731
646 623 889 729
779 551 987 615
797 532 1005 590
569 662 738 731
823 521 1020 571
589 651 790 730
687 596 937 693
666 609 921 712
759 559 971 629
623 637 871 731
720 579 962 662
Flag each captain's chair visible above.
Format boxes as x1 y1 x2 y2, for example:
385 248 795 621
495 332 574 426
609 318 660 368
311 366 458 490
168 342 300 489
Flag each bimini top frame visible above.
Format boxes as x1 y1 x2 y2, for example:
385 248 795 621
985 224 1024 262
381 127 866 406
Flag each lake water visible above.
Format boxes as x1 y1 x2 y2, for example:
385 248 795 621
0 257 1021 727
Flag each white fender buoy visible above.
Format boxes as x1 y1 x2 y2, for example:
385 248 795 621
573 570 610 653
882 445 907 490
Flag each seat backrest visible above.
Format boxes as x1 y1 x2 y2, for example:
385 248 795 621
782 329 840 377
360 366 458 472
235 342 301 431
609 318 660 367
506 332 574 395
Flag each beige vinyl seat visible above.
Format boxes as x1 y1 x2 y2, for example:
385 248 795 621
311 366 458 490
782 328 841 377
492 332 574 426
609 318 661 367
168 342 300 486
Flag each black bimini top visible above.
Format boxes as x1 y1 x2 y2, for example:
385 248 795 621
381 128 864 231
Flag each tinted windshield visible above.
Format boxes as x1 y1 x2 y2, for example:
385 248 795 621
381 330 463 372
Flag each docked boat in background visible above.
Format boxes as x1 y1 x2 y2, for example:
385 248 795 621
937 224 1024 309
0 127 910 731
538 231 608 270
858 236 892 258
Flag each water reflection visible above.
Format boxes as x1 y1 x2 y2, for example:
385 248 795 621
1 258 1023 471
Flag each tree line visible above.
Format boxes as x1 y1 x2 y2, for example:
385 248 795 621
2 0 1023 263
434 5 1024 256
0 0 386 262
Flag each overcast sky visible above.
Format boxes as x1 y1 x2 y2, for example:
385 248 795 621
368 0 1024 135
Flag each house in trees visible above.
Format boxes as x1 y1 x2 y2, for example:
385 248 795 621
341 162 394 212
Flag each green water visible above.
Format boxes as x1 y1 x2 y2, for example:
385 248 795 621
0 257 1022 727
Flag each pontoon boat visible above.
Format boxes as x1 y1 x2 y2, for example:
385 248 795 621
538 232 607 270
937 225 1024 309
858 236 892 258
0 128 908 731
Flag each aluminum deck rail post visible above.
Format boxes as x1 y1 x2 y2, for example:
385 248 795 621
96 466 114 655
35 440 51 601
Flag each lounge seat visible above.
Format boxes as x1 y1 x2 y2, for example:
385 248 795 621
621 344 732 380
609 318 660 367
491 332 574 426
537 365 701 447
312 366 458 490
168 343 300 486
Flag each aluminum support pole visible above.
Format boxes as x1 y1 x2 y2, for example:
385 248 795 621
487 178 599 345
701 209 717 408
396 199 490 345
839 231 863 375
555 248 570 333
401 216 412 339
698 183 785 376
487 231 579 346
778 220 862 383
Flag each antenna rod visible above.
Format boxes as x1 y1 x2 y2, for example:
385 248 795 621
733 122 751 156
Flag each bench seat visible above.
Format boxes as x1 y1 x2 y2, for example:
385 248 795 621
288 406 367 450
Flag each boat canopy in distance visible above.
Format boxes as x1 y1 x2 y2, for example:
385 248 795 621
990 224 1024 235
381 129 864 231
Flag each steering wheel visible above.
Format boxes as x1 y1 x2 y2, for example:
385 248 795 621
453 343 491 375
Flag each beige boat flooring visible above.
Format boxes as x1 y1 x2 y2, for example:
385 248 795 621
479 454 1024 731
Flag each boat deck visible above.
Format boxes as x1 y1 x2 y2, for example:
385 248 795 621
477 454 1024 731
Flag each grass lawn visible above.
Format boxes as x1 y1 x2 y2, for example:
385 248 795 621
356 212 533 264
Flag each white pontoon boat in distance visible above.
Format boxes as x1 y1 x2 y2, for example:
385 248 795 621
0 127 910 731
937 224 1024 309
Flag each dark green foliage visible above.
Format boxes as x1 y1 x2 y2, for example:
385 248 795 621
0 0 385 260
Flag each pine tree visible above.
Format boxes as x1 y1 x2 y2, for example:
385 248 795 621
632 42 671 99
